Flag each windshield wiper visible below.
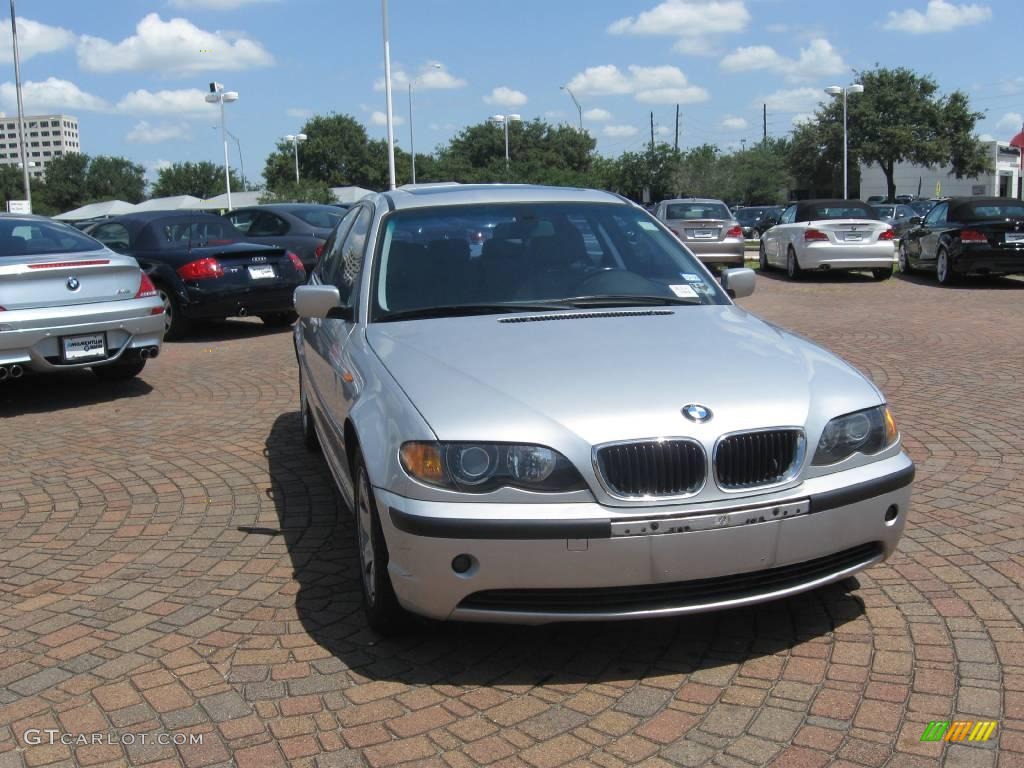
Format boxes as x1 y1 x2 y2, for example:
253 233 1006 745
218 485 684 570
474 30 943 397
557 294 702 308
377 303 568 322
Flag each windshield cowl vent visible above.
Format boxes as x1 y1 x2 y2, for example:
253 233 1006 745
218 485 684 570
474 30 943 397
499 310 674 324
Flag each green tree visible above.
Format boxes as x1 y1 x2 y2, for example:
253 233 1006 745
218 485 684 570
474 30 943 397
34 153 90 214
0 164 24 209
722 137 792 204
152 161 241 199
263 114 380 190
259 178 334 204
786 118 842 198
86 155 145 203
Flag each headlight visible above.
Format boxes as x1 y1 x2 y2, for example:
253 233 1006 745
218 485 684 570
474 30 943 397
813 405 899 465
400 441 585 493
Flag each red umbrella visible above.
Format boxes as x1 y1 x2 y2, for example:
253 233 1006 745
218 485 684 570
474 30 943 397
1011 123 1024 171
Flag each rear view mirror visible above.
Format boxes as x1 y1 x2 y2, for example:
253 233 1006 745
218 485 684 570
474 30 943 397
295 284 342 319
720 267 756 299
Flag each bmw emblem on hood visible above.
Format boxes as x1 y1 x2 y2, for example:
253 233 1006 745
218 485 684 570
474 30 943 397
682 404 712 423
66 276 80 291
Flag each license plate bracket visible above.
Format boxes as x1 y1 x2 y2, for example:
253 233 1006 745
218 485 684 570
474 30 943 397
689 229 715 239
1006 232 1024 243
62 332 107 362
248 265 275 279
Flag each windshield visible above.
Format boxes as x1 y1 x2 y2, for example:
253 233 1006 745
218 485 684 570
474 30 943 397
0 219 104 258
955 202 1024 221
371 203 728 320
735 208 766 224
665 202 732 221
292 207 343 228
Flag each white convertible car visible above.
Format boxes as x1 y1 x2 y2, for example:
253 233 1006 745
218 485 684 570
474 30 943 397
759 199 896 281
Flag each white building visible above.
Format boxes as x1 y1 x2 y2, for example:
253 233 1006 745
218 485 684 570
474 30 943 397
0 113 80 180
858 141 1021 200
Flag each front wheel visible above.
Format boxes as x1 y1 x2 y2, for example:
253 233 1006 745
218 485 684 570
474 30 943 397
897 241 912 273
93 359 146 381
872 266 894 281
353 451 410 635
936 248 957 286
786 247 803 281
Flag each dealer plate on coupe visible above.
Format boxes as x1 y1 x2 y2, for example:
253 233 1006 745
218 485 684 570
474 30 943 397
62 332 106 361
248 265 275 279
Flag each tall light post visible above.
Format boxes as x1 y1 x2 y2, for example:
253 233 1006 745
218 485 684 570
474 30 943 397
9 0 30 208
560 85 583 132
489 114 522 169
380 0 397 190
205 82 239 210
284 133 307 183
408 63 441 185
825 83 864 199
212 126 245 190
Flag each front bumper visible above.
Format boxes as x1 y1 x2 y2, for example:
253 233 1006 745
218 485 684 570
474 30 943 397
376 453 913 623
0 299 165 372
800 242 896 270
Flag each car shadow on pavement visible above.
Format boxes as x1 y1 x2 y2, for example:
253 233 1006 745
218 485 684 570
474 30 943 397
172 318 294 344
264 412 868 686
0 369 153 415
895 271 1024 289
754 268 879 284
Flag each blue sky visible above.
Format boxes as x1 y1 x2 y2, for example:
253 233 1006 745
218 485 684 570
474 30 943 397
3 0 1022 186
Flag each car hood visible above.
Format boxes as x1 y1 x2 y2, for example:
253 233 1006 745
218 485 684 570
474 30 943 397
366 306 881 449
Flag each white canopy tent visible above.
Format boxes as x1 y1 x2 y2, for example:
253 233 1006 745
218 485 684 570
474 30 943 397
132 195 203 212
330 186 375 204
53 200 138 221
193 191 263 211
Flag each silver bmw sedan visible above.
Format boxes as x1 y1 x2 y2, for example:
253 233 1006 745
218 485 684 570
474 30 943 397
0 215 164 382
293 184 913 633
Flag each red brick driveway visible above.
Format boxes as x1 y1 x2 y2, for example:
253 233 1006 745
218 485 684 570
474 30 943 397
1 271 1021 768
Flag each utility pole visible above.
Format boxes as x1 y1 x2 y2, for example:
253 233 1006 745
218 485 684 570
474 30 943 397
674 104 679 152
763 103 767 143
650 112 655 153
9 0 30 209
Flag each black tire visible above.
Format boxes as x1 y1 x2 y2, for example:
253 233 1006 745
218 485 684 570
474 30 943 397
872 266 894 281
936 248 957 286
299 369 320 453
786 247 804 281
897 240 912 274
93 359 146 381
353 450 409 635
758 241 769 271
157 285 191 341
261 311 298 328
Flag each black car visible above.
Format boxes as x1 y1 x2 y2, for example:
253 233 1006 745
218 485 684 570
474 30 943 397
88 212 307 338
899 197 1024 285
224 204 345 272
735 205 784 239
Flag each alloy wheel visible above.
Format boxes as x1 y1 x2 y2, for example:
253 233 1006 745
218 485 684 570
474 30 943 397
898 242 909 273
937 250 949 283
158 289 173 334
356 468 377 606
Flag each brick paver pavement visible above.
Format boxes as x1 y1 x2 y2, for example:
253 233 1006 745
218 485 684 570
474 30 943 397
0 271 1021 768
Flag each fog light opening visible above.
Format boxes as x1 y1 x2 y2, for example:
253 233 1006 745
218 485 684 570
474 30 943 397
884 505 899 525
451 554 476 576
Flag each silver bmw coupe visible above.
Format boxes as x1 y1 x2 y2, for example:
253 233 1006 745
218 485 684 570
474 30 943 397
293 184 913 632
0 215 164 382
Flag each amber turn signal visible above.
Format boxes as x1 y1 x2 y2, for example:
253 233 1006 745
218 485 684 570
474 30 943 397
399 442 445 485
884 406 899 445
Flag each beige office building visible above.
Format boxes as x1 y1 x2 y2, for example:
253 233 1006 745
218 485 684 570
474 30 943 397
0 113 80 179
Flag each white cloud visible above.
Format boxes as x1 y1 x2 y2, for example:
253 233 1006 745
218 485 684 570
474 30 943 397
758 87 828 114
0 77 109 113
566 65 709 104
584 108 613 121
0 18 76 63
978 133 995 142
604 125 639 138
792 113 815 126
125 121 192 143
655 125 671 137
483 87 528 107
995 112 1023 131
287 107 313 120
115 88 218 117
609 0 749 54
374 61 466 91
169 0 274 8
721 38 846 82
721 116 747 130
77 13 273 75
370 111 404 126
884 1 991 34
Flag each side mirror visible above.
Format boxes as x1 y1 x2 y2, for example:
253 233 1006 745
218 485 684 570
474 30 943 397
908 216 922 227
720 267 756 299
295 284 347 319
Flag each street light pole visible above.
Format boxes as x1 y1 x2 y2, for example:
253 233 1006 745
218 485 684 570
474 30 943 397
225 128 244 190
205 83 239 210
284 133 307 183
825 83 864 199
9 0 30 208
380 0 397 190
489 114 521 170
560 85 582 132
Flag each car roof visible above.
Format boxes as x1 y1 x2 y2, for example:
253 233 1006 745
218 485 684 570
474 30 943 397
378 183 628 211
104 210 227 222
232 203 338 212
662 198 726 205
